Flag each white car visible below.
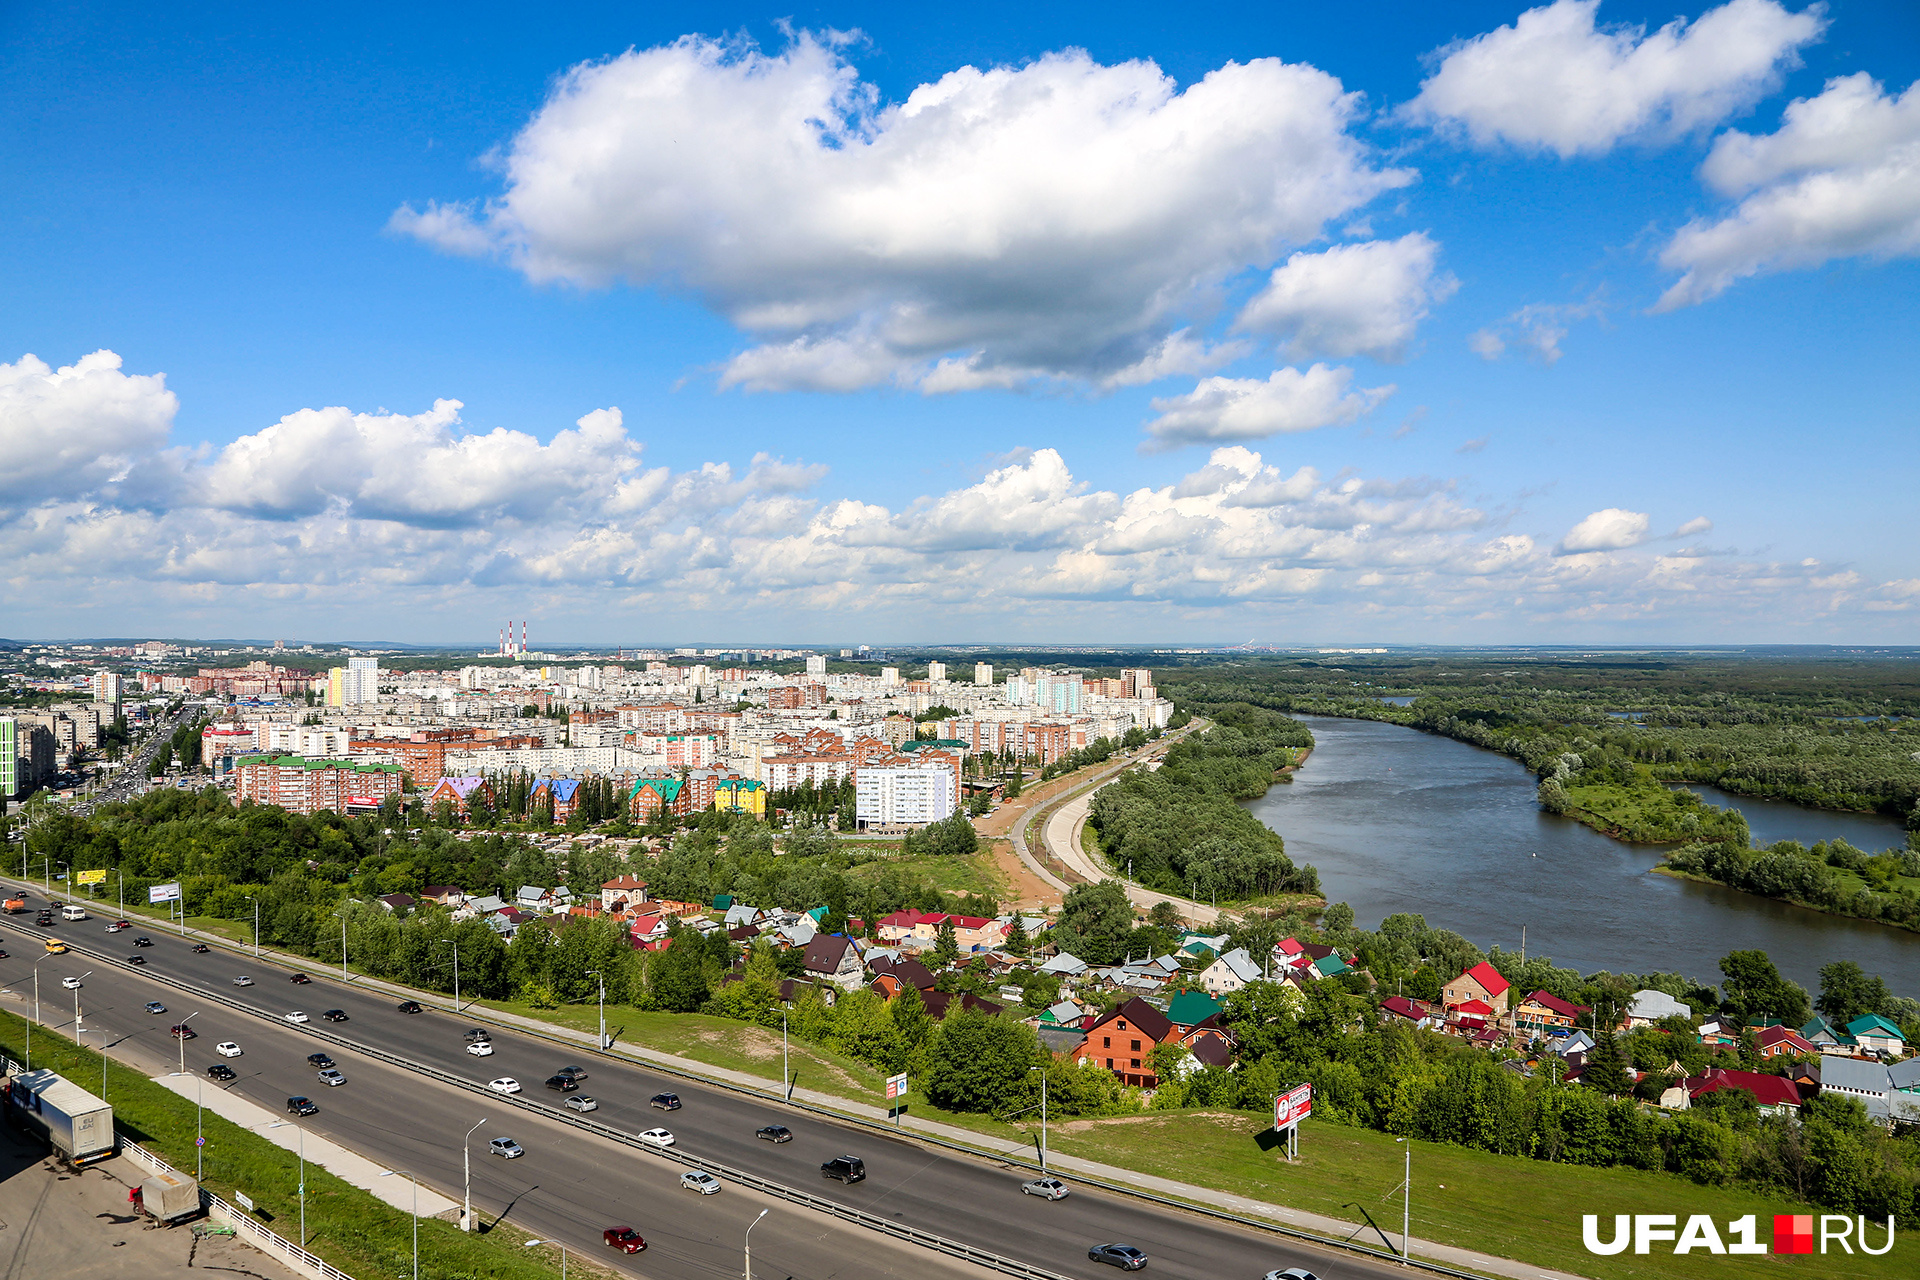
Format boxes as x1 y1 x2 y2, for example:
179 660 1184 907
233 976 254 986
284 1011 309 1024
488 1078 521 1095
215 1042 242 1057
1263 1271 1320 1280
680 1171 720 1195
637 1128 675 1148
61 977 82 990
466 1041 494 1056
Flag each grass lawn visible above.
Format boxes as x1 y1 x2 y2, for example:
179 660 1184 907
841 852 1009 899
0 1009 565 1280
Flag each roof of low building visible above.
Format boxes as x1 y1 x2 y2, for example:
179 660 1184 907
1819 1054 1894 1094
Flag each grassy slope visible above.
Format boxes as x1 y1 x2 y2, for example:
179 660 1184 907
0 1008 565 1280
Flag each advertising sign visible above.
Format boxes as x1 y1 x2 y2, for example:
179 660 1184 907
77 869 107 886
885 1072 909 1101
1275 1083 1313 1130
149 882 183 904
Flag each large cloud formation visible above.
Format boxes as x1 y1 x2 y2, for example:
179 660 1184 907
1658 73 1920 308
1405 0 1825 158
393 33 1415 397
3 349 1913 638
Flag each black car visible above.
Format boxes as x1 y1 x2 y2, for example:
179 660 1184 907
322 1009 348 1022
396 1000 422 1014
133 936 153 947
127 954 148 965
820 1156 865 1183
1089 1244 1148 1271
556 1065 588 1080
192 943 211 953
286 1096 319 1116
755 1125 793 1143
290 973 311 984
649 1093 680 1111
306 1053 335 1069
463 1028 491 1042
33 914 52 926
544 1075 580 1092
206 1064 237 1081
0 949 9 958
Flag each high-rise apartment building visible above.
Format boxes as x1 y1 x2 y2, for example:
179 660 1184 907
0 719 16 799
328 657 380 706
974 663 993 686
89 671 122 706
926 661 946 682
805 654 827 677
855 758 957 827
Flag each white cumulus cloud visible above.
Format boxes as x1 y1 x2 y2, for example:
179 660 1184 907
0 351 178 507
1657 73 1920 308
1234 233 1457 361
1559 507 1651 553
1141 365 1394 451
393 32 1412 392
1404 0 1825 158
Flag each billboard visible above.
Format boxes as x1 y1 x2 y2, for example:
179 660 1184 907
885 1072 909 1101
76 869 107 886
149 882 182 904
1275 1083 1313 1130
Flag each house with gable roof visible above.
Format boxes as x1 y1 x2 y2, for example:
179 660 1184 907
1513 989 1589 1032
1070 997 1175 1088
427 775 494 819
1624 988 1693 1029
1442 962 1511 1014
1196 947 1262 996
1847 1013 1907 1058
529 777 583 823
628 776 691 820
1756 1025 1819 1059
600 875 650 914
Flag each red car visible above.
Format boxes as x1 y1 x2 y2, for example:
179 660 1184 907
169 1024 197 1039
603 1227 646 1254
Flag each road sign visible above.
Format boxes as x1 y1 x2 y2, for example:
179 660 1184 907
77 869 107 886
196 1137 206 1147
149 882 182 904
235 1191 254 1211
885 1072 909 1100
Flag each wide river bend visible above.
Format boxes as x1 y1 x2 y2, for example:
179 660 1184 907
1243 715 1918 996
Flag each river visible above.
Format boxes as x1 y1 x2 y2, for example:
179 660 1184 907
1243 715 1919 997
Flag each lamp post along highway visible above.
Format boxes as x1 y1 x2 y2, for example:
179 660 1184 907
1029 1065 1048 1173
438 939 460 1013
382 1171 420 1280
71 970 91 1039
461 1116 486 1232
332 907 349 980
525 1239 567 1280
28 954 53 1072
744 1207 769 1280
244 895 259 957
586 969 605 1049
270 1121 308 1248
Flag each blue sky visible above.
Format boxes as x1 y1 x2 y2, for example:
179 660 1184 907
2 0 1916 645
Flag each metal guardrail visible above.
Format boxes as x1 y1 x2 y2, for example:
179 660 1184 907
119 1136 354 1280
7 899 1498 1280
28 930 1076 1280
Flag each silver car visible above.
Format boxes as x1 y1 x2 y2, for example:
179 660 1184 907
1022 1177 1069 1200
488 1137 523 1159
680 1171 720 1195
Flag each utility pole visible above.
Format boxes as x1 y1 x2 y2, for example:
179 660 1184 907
438 939 461 1013
244 895 259 956
744 1207 769 1280
461 1116 486 1232
782 1010 790 1101
586 969 605 1049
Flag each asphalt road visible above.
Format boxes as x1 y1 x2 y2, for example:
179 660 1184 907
0 890 1416 1280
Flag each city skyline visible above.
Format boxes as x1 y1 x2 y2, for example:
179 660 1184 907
3 1 1917 644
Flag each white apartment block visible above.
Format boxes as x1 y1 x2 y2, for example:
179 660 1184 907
974 663 993 686
856 761 956 827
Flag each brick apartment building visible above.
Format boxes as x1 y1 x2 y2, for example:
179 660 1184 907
234 754 404 815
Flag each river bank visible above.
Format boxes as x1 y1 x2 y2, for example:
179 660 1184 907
1239 714 1920 994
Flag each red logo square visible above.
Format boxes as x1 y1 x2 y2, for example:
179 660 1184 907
1774 1214 1813 1254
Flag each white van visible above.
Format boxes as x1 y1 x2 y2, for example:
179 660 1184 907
61 904 89 921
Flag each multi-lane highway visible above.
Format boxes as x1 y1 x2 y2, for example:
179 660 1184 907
0 886 1417 1280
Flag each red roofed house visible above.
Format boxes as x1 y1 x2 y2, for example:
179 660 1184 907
1380 996 1443 1030
1756 1025 1819 1059
627 914 670 950
1070 998 1175 1088
1443 962 1511 1014
1680 1066 1804 1116
426 775 494 820
1514 989 1589 1031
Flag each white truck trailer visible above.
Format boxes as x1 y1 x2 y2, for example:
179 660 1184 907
8 1068 115 1166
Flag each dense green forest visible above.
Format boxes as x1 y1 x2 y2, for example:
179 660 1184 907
1088 702 1318 904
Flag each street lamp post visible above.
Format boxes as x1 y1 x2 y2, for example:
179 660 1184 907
744 1207 769 1280
1028 1066 1049 1173
782 1010 790 1102
176 1010 200 1077
437 939 460 1013
28 954 54 1072
586 969 604 1049
461 1116 487 1232
270 1121 307 1248
244 895 259 957
196 1075 204 1179
332 908 350 980
1396 1137 1411 1262
381 1171 419 1280
71 970 92 1039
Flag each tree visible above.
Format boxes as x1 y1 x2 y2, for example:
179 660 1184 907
1816 961 1891 1026
1146 900 1183 931
923 1006 1041 1113
889 983 932 1056
1718 949 1810 1026
1581 1032 1633 1098
932 918 960 968
1004 915 1030 956
650 935 714 1012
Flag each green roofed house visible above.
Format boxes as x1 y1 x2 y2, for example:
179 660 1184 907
628 776 690 820
1166 990 1224 1029
1847 1013 1907 1058
1310 952 1350 980
712 894 734 911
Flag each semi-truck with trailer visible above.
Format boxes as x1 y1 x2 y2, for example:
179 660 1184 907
8 1068 115 1166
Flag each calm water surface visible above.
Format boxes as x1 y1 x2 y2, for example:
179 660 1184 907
1244 715 1919 995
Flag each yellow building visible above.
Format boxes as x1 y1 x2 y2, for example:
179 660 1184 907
714 777 766 817
326 667 345 707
